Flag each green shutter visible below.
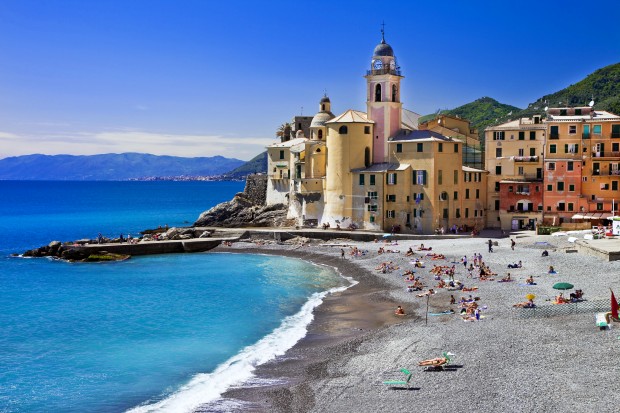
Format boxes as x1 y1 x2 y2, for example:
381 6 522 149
394 173 397 185
519 131 524 140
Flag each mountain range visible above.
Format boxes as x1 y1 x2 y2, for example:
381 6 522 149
0 153 244 180
3 62 618 180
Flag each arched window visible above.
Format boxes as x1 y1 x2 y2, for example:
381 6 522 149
392 85 397 102
365 147 371 167
318 130 323 140
339 125 348 134
321 104 325 111
375 84 381 102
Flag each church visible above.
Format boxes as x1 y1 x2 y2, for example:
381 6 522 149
265 32 487 234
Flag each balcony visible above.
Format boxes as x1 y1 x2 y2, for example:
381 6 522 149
613 133 620 139
591 169 620 176
549 133 559 139
591 151 620 159
512 155 539 162
582 133 590 139
501 173 542 182
366 68 402 76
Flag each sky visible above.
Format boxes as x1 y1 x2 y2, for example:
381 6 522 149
1 0 619 161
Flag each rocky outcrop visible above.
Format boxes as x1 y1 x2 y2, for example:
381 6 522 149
193 192 288 227
22 243 130 262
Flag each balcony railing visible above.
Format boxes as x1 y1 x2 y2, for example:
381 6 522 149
366 68 402 76
500 173 542 182
591 169 620 176
591 151 620 158
512 155 539 162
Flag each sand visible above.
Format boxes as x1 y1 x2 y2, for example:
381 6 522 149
201 231 620 413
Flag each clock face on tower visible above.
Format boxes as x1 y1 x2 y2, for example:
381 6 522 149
373 59 383 70
389 60 396 70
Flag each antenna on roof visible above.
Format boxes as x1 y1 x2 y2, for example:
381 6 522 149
301 106 303 115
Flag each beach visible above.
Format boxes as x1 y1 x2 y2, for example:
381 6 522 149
211 231 620 412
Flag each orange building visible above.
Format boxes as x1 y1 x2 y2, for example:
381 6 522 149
543 107 620 225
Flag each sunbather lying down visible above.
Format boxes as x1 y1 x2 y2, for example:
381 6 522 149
417 289 435 297
513 300 535 308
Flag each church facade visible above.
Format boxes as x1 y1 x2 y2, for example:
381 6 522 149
266 34 487 234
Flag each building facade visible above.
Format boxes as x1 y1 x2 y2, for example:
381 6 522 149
485 107 620 230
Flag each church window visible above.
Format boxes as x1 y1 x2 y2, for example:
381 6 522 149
321 104 325 111
339 125 348 134
318 130 323 140
375 84 381 102
392 85 397 102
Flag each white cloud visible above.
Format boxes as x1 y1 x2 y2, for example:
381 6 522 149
0 130 273 161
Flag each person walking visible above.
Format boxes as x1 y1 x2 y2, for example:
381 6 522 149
511 238 516 250
488 239 493 253
341 248 345 259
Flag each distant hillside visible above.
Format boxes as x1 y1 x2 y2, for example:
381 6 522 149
222 151 267 179
420 97 521 139
0 153 244 180
518 61 620 118
420 62 620 139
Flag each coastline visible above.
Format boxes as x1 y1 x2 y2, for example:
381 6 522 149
201 233 620 412
202 242 410 412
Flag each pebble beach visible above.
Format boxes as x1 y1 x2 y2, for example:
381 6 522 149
212 231 620 413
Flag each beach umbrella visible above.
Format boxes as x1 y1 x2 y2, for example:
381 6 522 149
552 282 574 290
525 293 536 301
382 233 392 238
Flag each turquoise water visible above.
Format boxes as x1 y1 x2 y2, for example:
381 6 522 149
0 181 346 412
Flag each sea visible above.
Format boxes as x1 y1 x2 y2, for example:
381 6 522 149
0 181 349 412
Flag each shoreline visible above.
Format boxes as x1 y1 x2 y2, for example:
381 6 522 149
202 242 411 412
201 233 620 412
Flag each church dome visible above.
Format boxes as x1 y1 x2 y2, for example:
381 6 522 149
373 39 394 57
320 95 331 104
310 111 334 128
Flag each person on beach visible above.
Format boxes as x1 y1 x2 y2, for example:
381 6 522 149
511 238 516 250
341 248 345 259
462 255 468 268
395 306 405 315
542 250 549 257
548 266 557 274
513 299 535 308
488 239 493 253
525 275 535 285
450 295 456 305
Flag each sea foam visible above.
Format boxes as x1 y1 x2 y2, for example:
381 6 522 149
127 278 354 413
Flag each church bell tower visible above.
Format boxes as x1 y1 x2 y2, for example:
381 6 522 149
365 28 403 164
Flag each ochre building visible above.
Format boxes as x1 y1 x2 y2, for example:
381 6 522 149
266 33 487 234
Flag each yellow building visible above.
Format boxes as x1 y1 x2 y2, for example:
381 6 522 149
265 31 487 233
484 116 546 230
420 114 484 169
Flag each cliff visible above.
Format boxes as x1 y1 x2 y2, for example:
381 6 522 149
193 174 290 227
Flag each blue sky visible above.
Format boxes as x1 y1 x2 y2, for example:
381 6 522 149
1 0 619 160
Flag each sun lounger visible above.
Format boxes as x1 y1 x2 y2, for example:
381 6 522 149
383 368 413 389
596 312 609 330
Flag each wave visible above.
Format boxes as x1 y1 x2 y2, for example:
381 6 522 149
127 279 354 413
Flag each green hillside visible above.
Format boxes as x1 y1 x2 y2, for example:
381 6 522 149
519 62 620 117
420 62 620 139
222 151 267 179
420 97 521 140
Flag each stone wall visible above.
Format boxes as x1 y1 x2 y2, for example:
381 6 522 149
244 174 268 206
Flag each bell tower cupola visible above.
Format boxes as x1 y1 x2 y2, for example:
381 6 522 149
365 26 403 163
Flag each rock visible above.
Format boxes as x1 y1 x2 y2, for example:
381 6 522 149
48 241 61 248
198 231 211 238
194 193 288 228
83 252 130 262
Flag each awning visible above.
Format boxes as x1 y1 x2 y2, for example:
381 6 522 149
571 214 586 219
275 164 288 168
578 212 604 219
